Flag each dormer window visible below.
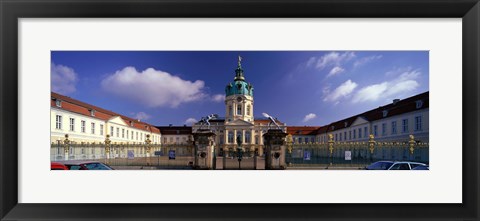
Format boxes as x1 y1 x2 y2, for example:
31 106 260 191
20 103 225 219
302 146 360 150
344 122 348 127
90 109 96 117
331 126 335 130
382 110 388 117
55 99 62 107
130 121 134 126
416 100 424 109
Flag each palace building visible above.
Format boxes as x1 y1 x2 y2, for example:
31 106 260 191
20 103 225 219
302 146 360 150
50 92 161 145
50 56 429 158
192 56 287 156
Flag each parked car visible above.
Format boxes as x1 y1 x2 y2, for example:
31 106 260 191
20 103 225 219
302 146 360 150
51 162 69 170
411 165 429 170
365 161 427 170
62 161 114 170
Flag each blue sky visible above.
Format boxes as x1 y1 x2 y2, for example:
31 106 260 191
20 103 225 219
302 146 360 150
51 51 429 126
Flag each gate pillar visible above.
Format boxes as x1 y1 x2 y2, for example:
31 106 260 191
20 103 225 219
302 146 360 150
263 129 288 170
193 129 216 169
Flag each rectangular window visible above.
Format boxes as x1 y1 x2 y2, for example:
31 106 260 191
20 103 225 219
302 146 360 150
176 137 179 144
91 122 95 134
237 105 242 115
69 118 75 131
116 128 119 137
338 133 341 141
126 130 129 139
364 127 367 137
349 131 352 140
358 128 362 138
136 132 139 140
373 125 378 136
245 131 251 143
344 132 346 141
228 131 234 143
110 126 114 136
402 119 409 133
81 120 86 133
392 121 397 134
131 131 134 140
122 129 125 138
247 105 251 116
415 116 422 131
100 124 104 135
382 123 387 136
229 105 233 116
353 130 356 139
55 115 62 129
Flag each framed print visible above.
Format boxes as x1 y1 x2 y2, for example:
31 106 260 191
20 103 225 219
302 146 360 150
1 0 479 220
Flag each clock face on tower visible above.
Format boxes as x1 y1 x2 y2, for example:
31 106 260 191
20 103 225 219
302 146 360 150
236 97 243 102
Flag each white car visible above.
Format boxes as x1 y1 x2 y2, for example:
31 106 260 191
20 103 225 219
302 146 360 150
366 161 428 170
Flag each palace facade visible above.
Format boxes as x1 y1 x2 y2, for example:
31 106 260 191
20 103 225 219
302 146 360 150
51 92 161 145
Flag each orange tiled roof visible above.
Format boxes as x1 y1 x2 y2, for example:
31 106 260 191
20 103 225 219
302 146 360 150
51 92 160 134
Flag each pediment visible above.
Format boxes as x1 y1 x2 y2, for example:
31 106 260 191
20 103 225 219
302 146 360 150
350 116 369 127
107 116 129 126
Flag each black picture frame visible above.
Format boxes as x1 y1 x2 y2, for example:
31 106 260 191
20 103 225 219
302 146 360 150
1 0 479 220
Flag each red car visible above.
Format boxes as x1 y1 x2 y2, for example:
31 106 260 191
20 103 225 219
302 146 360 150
51 162 69 170
62 161 114 170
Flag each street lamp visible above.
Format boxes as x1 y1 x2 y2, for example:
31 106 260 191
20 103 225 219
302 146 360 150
104 134 111 162
145 134 152 165
63 134 70 161
236 135 243 169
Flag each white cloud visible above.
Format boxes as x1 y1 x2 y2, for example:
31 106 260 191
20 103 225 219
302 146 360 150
303 113 317 122
51 62 78 94
315 52 356 70
323 80 358 102
327 66 345 78
132 112 151 121
101 67 207 108
352 69 421 103
184 118 197 125
306 57 316 67
211 94 225 102
353 55 383 68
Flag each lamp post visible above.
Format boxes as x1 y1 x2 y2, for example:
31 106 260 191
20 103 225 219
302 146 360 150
63 134 70 161
368 134 376 163
408 135 416 161
145 134 152 165
327 134 334 166
104 135 111 163
236 135 243 170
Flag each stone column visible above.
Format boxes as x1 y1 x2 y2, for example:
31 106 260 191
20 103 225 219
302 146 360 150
263 129 288 170
242 129 246 144
225 130 229 144
250 129 255 144
233 130 237 144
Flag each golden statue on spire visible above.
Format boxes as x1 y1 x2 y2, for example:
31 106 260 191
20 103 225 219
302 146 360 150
238 55 242 66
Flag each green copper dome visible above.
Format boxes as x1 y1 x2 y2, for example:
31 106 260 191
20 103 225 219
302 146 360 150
225 56 254 97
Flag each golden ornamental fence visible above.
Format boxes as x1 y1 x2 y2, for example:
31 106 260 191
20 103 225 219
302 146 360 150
285 134 429 168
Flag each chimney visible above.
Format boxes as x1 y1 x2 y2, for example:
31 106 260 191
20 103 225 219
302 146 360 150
393 99 400 105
